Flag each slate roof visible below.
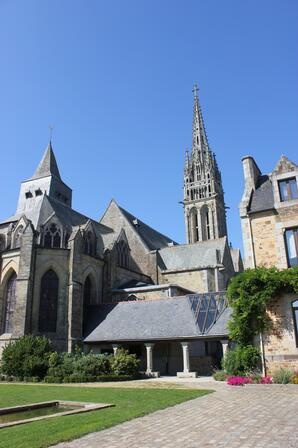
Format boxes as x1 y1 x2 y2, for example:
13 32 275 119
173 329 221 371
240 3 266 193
248 175 274 213
1 195 112 237
84 294 230 343
30 143 62 180
230 247 243 273
158 237 227 271
119 206 177 251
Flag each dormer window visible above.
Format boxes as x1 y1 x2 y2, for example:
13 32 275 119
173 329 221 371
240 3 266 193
35 189 43 197
25 191 33 199
278 178 298 202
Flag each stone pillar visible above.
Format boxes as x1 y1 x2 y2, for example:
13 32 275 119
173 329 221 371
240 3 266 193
220 340 229 358
177 342 197 378
145 343 154 374
112 344 119 355
181 342 190 373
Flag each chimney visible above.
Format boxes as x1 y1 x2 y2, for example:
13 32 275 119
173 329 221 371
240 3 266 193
241 156 261 192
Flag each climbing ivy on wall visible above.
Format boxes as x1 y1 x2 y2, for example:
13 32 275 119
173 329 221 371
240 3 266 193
227 266 298 346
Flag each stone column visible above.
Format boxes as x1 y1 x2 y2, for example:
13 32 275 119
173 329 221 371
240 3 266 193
144 343 160 377
145 343 154 374
181 342 190 373
112 344 119 355
220 340 229 358
177 341 197 378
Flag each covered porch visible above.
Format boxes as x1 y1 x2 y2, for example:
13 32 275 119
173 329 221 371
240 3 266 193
84 293 230 377
89 338 229 377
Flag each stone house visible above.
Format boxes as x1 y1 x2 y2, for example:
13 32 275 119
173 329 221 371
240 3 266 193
240 155 298 373
0 87 242 375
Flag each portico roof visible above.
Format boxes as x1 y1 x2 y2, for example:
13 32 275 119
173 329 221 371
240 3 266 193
84 293 230 344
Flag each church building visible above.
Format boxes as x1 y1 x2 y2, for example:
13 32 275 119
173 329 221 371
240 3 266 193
0 88 242 375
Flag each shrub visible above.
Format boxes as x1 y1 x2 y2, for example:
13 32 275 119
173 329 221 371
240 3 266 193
63 374 97 383
110 348 140 376
96 374 136 382
213 370 226 381
273 368 293 384
222 345 261 376
250 373 262 384
1 335 53 380
44 375 62 384
22 376 40 383
73 354 111 377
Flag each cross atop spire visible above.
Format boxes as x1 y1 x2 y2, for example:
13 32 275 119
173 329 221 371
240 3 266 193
49 125 54 142
192 83 199 98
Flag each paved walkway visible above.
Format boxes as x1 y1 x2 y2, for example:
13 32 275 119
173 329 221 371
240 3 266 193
53 378 298 448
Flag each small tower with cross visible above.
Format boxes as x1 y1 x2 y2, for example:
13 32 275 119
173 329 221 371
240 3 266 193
183 85 227 244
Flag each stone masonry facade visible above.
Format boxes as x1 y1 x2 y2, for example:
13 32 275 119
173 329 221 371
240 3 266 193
240 154 298 372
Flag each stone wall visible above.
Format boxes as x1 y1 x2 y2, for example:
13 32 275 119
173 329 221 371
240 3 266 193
160 269 208 292
112 284 190 302
264 293 298 374
250 212 278 268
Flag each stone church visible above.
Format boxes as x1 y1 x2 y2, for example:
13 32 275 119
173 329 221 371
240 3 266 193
0 88 242 375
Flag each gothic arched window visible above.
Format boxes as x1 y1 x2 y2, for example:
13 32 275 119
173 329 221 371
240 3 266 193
39 270 59 332
190 208 199 243
14 226 23 249
117 241 129 268
0 234 5 252
206 210 211 240
83 275 93 336
84 231 95 256
4 272 17 333
43 223 61 249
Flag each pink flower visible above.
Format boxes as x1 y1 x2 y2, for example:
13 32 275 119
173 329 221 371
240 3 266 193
260 376 272 384
227 376 247 386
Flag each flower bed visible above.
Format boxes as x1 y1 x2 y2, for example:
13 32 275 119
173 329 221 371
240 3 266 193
226 375 273 386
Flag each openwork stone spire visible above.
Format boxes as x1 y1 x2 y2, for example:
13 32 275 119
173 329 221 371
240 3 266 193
183 86 227 243
191 84 209 157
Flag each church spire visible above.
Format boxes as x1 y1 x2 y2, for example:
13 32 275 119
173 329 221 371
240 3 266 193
183 86 227 244
31 141 61 180
16 141 72 215
192 84 209 157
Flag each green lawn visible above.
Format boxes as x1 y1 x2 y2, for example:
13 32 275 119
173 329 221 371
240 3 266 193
0 384 212 448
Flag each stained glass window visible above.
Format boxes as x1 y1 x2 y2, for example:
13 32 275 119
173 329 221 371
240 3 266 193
39 270 58 332
117 241 129 268
4 272 17 333
43 223 61 249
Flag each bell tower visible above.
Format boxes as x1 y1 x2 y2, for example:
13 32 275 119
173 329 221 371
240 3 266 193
183 85 227 243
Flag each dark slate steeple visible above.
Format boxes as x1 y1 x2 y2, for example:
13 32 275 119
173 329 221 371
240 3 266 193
16 141 72 215
31 141 61 180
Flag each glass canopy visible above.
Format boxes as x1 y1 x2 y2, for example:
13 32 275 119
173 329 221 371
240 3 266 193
188 292 227 334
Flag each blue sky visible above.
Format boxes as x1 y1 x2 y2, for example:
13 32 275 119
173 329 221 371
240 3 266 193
0 0 297 251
